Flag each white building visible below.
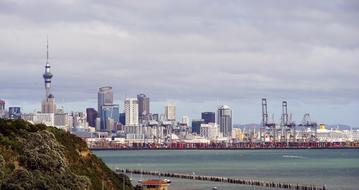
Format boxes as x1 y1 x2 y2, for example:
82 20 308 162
200 123 220 140
54 112 69 129
181 115 190 126
22 112 55 127
165 103 176 121
124 98 139 126
71 112 89 128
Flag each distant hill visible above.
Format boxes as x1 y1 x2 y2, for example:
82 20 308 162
0 119 133 190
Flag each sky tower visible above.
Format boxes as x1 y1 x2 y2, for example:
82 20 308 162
41 38 56 113
43 38 53 98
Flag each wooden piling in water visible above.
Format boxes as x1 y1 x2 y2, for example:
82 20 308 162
118 168 327 190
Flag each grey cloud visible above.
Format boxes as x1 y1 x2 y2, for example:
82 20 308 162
0 0 359 124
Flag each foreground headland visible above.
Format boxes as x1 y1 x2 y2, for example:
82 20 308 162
0 119 133 190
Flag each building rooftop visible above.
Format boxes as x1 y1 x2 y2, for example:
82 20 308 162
142 179 168 185
218 105 230 109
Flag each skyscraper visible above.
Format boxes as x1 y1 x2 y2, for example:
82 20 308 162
101 104 120 131
124 98 139 126
98 86 113 112
97 86 113 130
165 103 176 121
192 119 204 134
119 112 126 125
86 108 98 128
42 94 56 113
41 39 56 113
201 112 215 124
217 105 232 137
137 93 150 121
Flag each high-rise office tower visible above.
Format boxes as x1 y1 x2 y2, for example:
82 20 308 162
42 94 56 113
86 108 98 128
101 104 120 131
97 86 113 129
137 93 150 121
41 39 56 113
119 112 126 125
98 86 113 112
191 119 204 134
217 105 232 137
201 112 215 124
165 103 176 121
124 98 139 126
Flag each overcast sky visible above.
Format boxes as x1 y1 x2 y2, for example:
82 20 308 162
0 0 358 126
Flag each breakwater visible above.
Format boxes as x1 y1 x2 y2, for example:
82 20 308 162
117 168 327 190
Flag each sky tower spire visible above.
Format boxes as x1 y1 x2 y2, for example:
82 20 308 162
46 36 49 62
41 37 56 113
43 37 53 98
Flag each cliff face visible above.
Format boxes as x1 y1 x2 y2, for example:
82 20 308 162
0 119 133 190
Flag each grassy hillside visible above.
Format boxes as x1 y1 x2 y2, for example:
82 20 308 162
0 119 133 190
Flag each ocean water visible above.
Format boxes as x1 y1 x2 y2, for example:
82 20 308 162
93 149 359 190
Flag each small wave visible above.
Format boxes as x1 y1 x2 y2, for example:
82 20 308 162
282 155 306 159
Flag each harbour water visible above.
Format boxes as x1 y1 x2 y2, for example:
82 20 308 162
94 149 359 190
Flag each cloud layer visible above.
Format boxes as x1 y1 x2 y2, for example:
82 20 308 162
1 0 358 125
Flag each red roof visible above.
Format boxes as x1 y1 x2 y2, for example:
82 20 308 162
142 179 167 185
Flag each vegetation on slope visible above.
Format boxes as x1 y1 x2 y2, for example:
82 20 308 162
0 119 133 190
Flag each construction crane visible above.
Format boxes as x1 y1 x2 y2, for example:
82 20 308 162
298 113 318 142
261 98 276 143
281 101 296 142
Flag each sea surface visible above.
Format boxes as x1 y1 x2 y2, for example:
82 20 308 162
93 149 359 190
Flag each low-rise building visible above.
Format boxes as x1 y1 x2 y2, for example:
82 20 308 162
200 123 220 140
141 179 169 190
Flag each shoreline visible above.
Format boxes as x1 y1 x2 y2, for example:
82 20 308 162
90 146 359 151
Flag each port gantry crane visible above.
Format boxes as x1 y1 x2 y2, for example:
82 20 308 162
298 113 318 142
280 101 296 143
261 98 276 143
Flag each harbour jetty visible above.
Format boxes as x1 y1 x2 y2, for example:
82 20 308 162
117 168 327 190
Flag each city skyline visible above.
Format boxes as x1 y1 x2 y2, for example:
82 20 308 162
1 1 358 126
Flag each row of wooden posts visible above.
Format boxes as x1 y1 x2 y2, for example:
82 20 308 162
117 168 327 190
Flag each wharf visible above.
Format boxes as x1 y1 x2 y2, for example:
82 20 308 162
90 141 359 150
